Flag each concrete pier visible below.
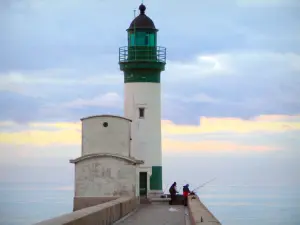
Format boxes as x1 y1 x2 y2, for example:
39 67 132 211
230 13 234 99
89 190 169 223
113 204 185 225
33 194 221 225
187 195 221 225
114 195 221 225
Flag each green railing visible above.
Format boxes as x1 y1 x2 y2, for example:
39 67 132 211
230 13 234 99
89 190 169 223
119 46 166 63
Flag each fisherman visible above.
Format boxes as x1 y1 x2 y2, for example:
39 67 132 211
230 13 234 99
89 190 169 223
183 184 191 206
169 182 178 205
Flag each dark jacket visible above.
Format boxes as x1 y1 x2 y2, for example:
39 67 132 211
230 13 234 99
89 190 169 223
183 185 190 193
169 183 177 195
183 185 190 197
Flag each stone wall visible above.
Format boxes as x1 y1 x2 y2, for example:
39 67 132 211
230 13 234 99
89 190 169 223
188 195 221 225
74 157 136 197
33 196 137 225
73 196 119 211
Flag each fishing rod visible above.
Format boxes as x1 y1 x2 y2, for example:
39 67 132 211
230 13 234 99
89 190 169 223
163 183 169 194
192 177 217 192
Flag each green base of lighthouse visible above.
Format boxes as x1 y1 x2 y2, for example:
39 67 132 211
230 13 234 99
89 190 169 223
150 166 163 190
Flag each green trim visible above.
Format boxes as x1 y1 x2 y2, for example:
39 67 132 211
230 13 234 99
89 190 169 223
124 70 160 83
126 28 158 32
120 62 165 71
150 166 162 190
119 46 166 64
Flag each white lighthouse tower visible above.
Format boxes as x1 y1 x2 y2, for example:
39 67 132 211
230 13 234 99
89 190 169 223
119 4 166 197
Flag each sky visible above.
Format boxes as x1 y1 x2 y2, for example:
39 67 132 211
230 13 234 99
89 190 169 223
0 0 299 188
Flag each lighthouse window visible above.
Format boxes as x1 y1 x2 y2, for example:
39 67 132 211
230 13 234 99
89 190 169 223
148 33 155 46
136 32 146 46
129 33 135 46
139 108 145 118
128 32 155 46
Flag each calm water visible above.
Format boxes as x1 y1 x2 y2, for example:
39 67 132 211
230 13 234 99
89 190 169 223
0 183 299 225
198 185 300 225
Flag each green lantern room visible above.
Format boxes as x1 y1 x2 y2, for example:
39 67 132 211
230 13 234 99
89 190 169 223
127 4 157 47
119 4 166 83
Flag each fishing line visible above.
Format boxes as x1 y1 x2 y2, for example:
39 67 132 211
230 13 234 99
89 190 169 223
192 177 217 192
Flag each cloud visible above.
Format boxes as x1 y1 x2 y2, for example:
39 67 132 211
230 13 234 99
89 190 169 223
0 115 298 156
0 0 299 125
62 92 123 109
164 52 300 83
162 115 300 135
236 0 300 7
0 69 123 96
1 51 299 124
0 91 45 123
165 55 233 80
162 51 300 123
1 0 299 72
0 128 80 146
254 114 300 122
0 115 299 185
162 139 278 153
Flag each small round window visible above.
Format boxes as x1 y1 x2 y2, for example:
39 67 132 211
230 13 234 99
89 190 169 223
103 122 108 127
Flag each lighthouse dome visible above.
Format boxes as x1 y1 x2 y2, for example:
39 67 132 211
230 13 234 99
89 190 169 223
128 4 156 30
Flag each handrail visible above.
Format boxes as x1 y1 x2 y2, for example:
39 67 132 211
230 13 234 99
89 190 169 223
119 46 166 63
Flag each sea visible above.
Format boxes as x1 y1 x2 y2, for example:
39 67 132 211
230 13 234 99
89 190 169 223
0 183 299 225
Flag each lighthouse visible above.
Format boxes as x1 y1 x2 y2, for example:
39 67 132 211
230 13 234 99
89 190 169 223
119 4 166 197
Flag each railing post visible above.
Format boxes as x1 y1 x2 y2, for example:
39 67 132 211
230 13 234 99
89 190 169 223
119 46 166 63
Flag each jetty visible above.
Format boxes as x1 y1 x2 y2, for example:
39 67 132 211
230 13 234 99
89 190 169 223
34 195 221 225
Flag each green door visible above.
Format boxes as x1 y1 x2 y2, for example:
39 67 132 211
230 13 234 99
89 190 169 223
139 172 147 196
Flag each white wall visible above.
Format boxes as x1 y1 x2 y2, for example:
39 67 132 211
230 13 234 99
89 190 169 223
82 116 131 157
75 157 136 197
124 83 162 168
